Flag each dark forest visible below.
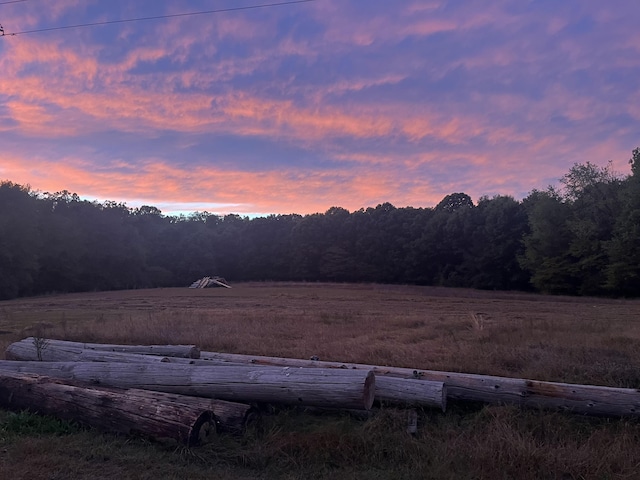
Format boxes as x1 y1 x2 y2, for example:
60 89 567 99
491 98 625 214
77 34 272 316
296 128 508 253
1 148 638 300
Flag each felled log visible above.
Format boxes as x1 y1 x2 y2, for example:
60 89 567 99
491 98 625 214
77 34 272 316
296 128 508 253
5 342 202 365
8 338 200 359
198 351 640 417
0 361 376 410
5 341 447 411
6 344 244 366
375 376 446 411
0 371 217 446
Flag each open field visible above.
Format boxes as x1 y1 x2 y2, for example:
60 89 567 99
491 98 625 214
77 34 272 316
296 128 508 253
1 283 640 479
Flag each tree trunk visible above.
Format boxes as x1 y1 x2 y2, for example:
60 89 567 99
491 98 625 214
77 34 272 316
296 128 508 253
9 338 200 359
198 351 640 417
0 371 220 446
0 361 376 411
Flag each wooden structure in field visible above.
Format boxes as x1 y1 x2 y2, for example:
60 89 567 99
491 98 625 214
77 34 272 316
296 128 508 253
189 276 231 289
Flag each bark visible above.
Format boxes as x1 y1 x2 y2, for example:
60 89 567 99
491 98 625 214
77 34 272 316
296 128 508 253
198 351 640 417
0 361 376 411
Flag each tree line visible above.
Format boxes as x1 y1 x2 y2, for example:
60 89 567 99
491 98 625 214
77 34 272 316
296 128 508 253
1 148 638 300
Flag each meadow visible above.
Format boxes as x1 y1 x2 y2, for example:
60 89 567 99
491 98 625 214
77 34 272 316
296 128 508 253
1 283 640 479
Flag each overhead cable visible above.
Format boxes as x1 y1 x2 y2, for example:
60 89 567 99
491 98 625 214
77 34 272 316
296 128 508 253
1 0 317 37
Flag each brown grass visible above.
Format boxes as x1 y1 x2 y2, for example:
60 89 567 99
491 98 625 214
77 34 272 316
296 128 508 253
1 282 640 479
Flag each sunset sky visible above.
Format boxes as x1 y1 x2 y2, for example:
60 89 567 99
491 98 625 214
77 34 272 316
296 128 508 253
0 0 638 216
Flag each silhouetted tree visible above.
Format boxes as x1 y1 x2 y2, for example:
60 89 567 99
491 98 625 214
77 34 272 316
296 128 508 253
0 182 40 299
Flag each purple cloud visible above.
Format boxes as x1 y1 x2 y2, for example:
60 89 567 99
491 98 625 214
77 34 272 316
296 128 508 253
0 0 638 215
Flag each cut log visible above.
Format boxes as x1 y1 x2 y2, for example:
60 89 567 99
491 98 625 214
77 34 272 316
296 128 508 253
8 338 200 359
198 351 640 417
375 376 446 411
212 399 261 434
0 361 376 411
5 342 205 365
0 371 218 446
5 340 443 411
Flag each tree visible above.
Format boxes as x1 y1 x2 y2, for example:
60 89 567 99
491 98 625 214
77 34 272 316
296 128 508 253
560 163 623 294
520 158 628 296
0 182 41 299
435 192 474 212
559 161 619 202
37 193 90 293
350 203 417 283
520 188 576 294
466 195 530 290
408 194 476 287
605 148 640 295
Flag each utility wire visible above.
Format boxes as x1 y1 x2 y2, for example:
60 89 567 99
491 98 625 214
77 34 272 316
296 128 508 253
0 1 27 5
1 0 317 37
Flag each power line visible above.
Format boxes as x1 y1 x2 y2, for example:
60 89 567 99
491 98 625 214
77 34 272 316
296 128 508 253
1 0 317 37
0 1 27 5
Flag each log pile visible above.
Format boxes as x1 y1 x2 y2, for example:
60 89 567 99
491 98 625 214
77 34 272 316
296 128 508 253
2 337 639 446
197 350 640 417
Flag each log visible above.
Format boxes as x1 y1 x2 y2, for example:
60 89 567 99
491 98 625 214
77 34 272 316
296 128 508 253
5 342 203 365
198 351 640 417
5 341 446 410
8 338 200 359
0 371 217 446
0 361 376 411
375 376 446 411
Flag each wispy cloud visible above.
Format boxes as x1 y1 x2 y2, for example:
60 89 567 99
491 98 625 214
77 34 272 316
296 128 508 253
0 0 638 215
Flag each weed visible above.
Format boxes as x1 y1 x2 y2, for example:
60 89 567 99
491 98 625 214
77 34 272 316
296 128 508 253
32 335 49 361
469 312 485 331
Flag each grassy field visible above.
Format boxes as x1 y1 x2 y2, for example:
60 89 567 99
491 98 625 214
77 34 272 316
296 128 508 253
1 283 640 479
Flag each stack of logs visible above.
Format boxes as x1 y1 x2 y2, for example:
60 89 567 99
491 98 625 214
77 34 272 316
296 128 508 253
1 337 639 446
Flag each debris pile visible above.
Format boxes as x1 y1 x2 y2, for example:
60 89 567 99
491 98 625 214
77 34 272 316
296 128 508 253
189 276 232 289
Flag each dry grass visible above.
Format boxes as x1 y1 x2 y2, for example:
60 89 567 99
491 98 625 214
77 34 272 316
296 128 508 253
1 282 640 479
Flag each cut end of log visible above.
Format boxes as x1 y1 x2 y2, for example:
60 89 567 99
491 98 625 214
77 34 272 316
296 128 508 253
187 347 201 359
189 411 217 446
363 370 376 410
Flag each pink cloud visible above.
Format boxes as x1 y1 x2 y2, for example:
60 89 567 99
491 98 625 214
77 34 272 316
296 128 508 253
0 153 450 214
1 0 637 217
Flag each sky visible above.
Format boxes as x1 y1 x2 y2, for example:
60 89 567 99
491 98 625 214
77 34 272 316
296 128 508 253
0 0 638 216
